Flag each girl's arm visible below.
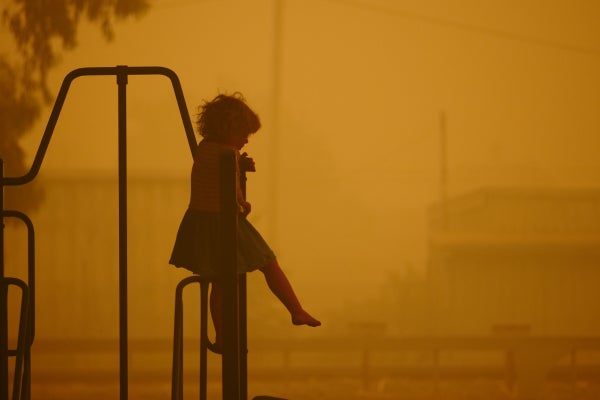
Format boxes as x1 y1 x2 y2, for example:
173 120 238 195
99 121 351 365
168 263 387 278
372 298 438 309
237 152 253 215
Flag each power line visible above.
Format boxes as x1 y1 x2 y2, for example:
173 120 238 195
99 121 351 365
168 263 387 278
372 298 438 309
149 0 600 56
321 0 600 56
150 0 216 10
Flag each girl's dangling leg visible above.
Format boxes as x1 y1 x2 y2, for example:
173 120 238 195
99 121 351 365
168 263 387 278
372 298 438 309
209 282 223 352
261 259 321 327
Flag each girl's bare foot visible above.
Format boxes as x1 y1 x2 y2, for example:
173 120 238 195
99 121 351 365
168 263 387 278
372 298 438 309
292 310 321 327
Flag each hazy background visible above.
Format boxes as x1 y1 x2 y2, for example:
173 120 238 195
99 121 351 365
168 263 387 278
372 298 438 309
4 0 600 398
19 0 600 295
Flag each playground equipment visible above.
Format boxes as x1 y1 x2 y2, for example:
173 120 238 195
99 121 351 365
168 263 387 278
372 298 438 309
1 182 36 400
0 66 271 400
171 153 251 400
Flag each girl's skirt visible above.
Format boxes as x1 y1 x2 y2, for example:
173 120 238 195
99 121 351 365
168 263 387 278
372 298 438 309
169 208 276 280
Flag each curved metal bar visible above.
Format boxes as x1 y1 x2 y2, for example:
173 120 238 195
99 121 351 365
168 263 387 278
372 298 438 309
2 211 35 345
1 66 198 400
1 66 197 186
2 277 29 400
171 276 210 400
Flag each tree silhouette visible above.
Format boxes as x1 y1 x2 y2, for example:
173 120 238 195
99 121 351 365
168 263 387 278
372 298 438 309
0 0 149 213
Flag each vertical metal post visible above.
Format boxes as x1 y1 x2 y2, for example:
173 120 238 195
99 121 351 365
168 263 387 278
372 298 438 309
238 274 247 400
239 169 248 400
200 281 208 400
116 65 129 400
0 159 7 400
439 111 448 229
24 210 35 400
220 152 240 400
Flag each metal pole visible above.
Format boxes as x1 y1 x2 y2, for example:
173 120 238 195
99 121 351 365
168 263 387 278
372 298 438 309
238 274 247 400
200 281 208 400
0 159 7 400
117 65 129 400
220 152 240 400
439 111 448 229
239 169 249 400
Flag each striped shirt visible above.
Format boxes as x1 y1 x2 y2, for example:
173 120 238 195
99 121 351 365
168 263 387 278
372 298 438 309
189 140 244 212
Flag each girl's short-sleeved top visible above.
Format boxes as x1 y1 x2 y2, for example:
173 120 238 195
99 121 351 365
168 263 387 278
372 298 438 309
188 139 244 212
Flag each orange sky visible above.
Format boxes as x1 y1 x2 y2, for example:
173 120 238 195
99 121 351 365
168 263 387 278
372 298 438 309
13 0 600 290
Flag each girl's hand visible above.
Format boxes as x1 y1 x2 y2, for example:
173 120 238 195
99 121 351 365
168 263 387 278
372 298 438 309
241 200 252 216
239 152 256 172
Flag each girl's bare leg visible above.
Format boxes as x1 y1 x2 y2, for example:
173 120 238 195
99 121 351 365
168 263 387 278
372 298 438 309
210 260 320 353
209 282 223 350
261 259 321 327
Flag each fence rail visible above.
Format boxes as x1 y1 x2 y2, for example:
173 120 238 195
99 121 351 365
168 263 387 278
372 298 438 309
27 336 600 386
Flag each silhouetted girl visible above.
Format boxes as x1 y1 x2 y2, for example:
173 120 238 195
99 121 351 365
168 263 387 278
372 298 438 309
170 93 320 353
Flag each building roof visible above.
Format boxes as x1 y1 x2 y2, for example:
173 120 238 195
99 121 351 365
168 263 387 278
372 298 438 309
428 187 600 252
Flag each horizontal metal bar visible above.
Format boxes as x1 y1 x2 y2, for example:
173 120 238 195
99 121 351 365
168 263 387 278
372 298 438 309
0 65 196 187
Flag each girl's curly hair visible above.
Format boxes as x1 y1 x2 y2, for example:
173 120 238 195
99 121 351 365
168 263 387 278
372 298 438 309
196 92 261 139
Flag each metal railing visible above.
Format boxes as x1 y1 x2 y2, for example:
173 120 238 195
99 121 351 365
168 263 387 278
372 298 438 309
171 276 210 400
1 210 35 400
3 277 29 400
0 66 197 400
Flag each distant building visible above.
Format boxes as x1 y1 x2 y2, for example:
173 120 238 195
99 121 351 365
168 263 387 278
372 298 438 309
427 187 600 336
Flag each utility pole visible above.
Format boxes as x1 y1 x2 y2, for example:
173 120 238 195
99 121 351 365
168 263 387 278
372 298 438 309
440 110 448 229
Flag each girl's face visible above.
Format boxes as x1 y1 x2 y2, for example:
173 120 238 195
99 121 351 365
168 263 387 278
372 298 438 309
225 132 249 150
